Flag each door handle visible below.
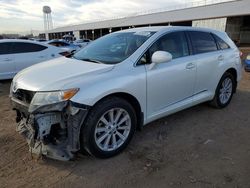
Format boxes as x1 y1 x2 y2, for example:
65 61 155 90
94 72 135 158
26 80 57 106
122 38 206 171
186 63 195 69
218 55 224 61
39 56 45 58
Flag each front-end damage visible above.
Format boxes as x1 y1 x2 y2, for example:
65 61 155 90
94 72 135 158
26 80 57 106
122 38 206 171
11 91 89 161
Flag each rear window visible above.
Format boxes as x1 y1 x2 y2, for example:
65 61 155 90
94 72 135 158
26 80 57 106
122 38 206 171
188 31 218 54
212 34 230 50
49 41 69 47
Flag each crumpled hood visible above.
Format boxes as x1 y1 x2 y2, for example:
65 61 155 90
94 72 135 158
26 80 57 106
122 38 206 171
13 57 114 91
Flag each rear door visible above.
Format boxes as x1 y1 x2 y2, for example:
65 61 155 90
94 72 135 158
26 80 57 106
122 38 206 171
187 31 221 95
11 42 48 72
0 42 15 79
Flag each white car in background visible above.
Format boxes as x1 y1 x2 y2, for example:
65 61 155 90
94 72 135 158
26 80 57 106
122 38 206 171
10 26 242 161
46 40 81 53
73 39 92 48
0 39 69 80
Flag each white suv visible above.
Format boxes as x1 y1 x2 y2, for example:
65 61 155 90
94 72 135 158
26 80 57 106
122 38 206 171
10 26 242 161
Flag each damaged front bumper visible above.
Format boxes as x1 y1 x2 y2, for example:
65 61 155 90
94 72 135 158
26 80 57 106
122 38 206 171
11 97 89 161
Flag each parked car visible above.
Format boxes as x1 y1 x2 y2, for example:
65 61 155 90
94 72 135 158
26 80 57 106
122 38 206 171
29 38 47 42
62 34 74 42
73 39 92 48
10 26 242 161
244 53 250 72
46 39 80 53
0 39 70 80
35 38 47 42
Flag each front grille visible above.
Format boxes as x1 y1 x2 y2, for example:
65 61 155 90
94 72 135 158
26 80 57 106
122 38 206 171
12 89 36 104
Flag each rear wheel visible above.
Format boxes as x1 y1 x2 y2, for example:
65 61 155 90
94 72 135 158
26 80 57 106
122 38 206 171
80 97 136 158
210 72 236 108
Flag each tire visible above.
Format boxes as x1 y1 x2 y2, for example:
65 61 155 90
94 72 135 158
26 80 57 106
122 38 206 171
210 72 236 108
80 97 137 158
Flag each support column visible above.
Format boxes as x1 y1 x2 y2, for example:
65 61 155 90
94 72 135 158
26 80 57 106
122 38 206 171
45 33 49 40
92 30 95 40
73 30 80 40
85 31 87 39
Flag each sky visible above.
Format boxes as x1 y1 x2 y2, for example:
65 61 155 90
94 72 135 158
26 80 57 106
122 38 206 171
0 0 228 34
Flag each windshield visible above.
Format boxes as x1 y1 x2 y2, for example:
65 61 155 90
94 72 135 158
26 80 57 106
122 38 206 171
73 31 155 64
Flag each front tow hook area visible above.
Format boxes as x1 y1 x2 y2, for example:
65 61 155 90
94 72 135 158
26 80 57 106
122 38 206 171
14 101 89 161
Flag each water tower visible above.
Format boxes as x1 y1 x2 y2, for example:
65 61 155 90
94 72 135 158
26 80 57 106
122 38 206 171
43 6 53 31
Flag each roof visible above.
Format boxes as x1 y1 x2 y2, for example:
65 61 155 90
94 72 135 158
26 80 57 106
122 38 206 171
0 39 42 44
116 26 226 35
0 39 54 48
117 26 169 32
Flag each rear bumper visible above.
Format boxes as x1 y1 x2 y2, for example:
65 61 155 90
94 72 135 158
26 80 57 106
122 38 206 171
11 98 89 161
244 64 250 72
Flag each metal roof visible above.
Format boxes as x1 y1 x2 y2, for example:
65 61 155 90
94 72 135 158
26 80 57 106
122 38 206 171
47 0 250 33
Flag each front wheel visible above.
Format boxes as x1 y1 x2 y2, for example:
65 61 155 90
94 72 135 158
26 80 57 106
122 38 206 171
80 97 137 158
210 72 236 108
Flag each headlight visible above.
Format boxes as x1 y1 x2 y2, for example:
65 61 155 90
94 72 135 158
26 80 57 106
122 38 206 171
30 88 79 106
247 55 250 60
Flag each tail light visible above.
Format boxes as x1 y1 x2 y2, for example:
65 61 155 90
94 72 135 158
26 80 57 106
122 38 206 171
239 51 243 58
59 51 71 56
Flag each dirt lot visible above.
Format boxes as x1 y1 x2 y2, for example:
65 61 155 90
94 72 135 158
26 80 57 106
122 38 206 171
0 71 250 188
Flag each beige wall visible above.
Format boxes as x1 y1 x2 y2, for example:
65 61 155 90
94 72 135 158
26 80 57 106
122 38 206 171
226 17 243 42
192 18 227 31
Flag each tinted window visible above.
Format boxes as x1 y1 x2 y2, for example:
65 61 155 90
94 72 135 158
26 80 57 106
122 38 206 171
12 42 47 54
149 31 189 59
49 41 69 47
213 34 230 50
0 43 11 55
189 31 217 54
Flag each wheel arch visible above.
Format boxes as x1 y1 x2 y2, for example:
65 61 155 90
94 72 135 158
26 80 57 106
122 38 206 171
225 67 237 92
91 92 144 130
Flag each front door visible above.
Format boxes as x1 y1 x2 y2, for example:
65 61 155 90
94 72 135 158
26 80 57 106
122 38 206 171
144 31 196 118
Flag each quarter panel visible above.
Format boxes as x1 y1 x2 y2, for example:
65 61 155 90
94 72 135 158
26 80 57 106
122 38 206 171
193 48 241 102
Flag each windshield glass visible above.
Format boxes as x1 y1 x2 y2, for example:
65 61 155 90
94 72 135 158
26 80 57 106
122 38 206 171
73 31 155 64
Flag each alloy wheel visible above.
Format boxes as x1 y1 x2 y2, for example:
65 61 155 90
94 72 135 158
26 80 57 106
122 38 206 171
94 108 131 151
219 77 233 104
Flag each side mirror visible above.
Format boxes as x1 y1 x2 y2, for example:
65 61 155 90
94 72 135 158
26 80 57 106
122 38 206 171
149 51 172 70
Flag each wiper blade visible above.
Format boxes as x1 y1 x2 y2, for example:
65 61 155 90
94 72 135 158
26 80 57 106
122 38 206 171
80 58 103 64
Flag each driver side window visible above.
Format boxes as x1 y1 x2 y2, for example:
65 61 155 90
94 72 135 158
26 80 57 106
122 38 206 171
139 31 189 65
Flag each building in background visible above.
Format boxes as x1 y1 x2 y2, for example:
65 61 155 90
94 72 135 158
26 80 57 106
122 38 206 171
40 0 250 45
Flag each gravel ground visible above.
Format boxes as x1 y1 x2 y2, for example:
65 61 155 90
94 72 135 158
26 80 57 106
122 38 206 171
0 60 250 188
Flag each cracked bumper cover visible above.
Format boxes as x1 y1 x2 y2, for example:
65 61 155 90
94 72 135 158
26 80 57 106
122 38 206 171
11 97 89 161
